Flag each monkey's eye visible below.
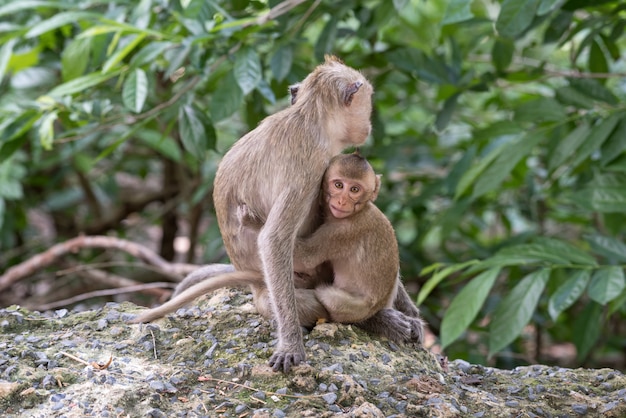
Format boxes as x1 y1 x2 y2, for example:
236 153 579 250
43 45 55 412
350 186 360 193
334 181 343 189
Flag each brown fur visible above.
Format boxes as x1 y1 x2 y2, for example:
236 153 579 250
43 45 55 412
133 154 425 347
211 56 373 372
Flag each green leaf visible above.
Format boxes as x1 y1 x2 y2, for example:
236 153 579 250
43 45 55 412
588 267 625 305
25 11 98 38
548 122 591 171
434 93 459 131
136 130 182 163
61 37 91 82
538 0 563 15
210 72 243 121
314 16 338 61
0 0 65 17
589 38 608 74
548 270 591 320
179 104 206 157
122 68 148 113
48 70 121 97
472 133 543 199
38 111 58 150
164 42 192 80
489 269 551 356
586 234 626 263
178 104 216 158
573 302 602 361
0 38 16 84
270 45 293 82
256 78 276 104
455 142 507 199
417 260 479 305
534 237 598 266
514 97 566 123
567 187 626 213
496 0 540 39
102 33 146 73
130 42 172 67
600 117 626 166
0 111 39 144
569 78 618 105
483 239 595 268
442 0 474 25
234 47 262 95
0 157 25 200
555 86 593 109
393 0 410 11
441 268 500 349
570 113 621 169
492 37 514 72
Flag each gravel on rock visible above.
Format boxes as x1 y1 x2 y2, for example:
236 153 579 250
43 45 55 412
1 288 625 417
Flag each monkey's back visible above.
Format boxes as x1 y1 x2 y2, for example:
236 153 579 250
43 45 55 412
213 108 331 271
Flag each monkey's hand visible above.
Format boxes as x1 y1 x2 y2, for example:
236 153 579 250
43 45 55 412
268 348 306 373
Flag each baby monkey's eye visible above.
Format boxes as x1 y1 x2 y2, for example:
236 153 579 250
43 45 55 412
334 181 343 189
350 186 360 193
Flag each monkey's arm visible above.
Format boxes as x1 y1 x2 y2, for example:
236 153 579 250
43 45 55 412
258 189 315 372
131 271 263 324
293 223 351 269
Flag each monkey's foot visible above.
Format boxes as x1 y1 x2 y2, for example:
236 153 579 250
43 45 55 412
407 316 426 344
355 308 414 343
268 349 306 373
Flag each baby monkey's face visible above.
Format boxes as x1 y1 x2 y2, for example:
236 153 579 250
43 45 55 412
323 165 375 219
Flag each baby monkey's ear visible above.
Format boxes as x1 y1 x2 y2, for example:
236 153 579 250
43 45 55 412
371 174 382 202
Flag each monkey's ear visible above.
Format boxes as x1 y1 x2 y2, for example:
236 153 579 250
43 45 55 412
371 174 382 202
289 83 300 105
343 81 363 106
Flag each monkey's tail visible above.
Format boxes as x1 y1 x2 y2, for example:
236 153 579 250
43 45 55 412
131 270 263 324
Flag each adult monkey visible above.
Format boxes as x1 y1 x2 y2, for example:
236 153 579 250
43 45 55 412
213 55 373 372
134 57 420 371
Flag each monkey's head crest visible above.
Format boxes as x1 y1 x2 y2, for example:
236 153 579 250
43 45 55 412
324 54 344 64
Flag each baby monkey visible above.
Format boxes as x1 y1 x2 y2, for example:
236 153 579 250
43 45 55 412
133 153 424 342
290 152 400 323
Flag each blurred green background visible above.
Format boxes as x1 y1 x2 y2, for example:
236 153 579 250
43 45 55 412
1 0 625 370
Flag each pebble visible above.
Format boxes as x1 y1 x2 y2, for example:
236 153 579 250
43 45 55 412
322 392 337 404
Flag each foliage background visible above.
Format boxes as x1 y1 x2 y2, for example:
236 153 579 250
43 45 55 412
1 0 625 370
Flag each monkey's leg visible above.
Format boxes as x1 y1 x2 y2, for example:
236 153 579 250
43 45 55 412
172 264 235 297
253 286 330 329
314 285 378 324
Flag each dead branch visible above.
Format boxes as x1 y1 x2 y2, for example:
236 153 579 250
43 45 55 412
74 268 172 298
0 235 198 292
33 282 176 311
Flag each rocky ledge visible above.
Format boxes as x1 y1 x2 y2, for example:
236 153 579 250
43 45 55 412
1 288 625 417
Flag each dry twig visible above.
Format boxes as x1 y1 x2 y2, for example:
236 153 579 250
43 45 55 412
0 235 196 292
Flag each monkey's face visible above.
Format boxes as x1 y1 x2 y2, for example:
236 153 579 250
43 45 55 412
323 166 376 219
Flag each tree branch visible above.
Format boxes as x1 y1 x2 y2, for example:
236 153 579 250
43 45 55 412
33 281 176 311
0 235 197 292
